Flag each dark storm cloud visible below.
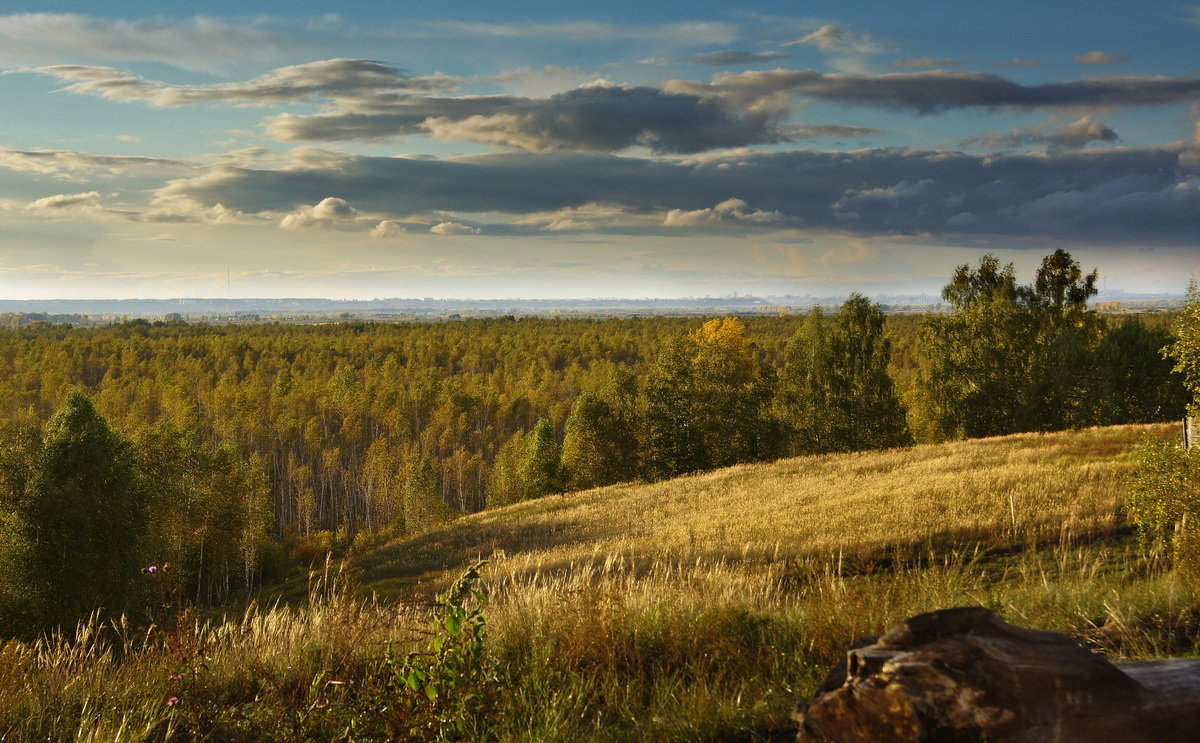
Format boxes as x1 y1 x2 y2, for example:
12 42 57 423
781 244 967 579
670 69 1200 114
24 60 1200 153
154 143 1200 243
268 83 789 153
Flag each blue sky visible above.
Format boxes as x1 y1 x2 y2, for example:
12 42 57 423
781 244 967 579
0 2 1196 299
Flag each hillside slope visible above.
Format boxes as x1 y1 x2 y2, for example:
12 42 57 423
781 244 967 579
354 422 1175 597
3 423 1191 742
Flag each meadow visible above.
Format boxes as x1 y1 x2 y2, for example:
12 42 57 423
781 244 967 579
0 421 1192 741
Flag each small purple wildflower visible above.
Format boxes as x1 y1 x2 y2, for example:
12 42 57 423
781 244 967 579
166 697 179 707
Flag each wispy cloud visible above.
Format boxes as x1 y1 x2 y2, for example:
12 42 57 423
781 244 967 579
25 190 102 211
995 58 1043 68
642 50 790 67
1074 50 1128 65
24 59 454 107
385 19 739 45
892 56 970 70
959 115 1118 153
0 146 186 180
0 13 299 71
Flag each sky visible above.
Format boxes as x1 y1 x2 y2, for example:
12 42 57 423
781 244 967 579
0 1 1197 299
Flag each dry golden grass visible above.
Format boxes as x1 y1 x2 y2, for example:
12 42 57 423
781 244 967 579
2 422 1192 741
357 423 1173 595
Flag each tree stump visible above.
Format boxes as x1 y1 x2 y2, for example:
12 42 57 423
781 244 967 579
793 606 1200 742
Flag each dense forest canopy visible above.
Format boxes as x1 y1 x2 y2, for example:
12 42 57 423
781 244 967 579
0 250 1187 632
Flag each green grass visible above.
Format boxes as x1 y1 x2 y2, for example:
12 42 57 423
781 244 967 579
2 423 1197 741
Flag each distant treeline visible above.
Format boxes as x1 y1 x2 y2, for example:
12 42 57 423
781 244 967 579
0 250 1186 628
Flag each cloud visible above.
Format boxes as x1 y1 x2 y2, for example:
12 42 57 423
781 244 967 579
33 58 1200 154
960 115 1119 152
389 19 738 45
784 25 883 53
995 58 1043 68
371 220 405 238
0 13 297 70
279 196 358 229
151 142 1200 243
272 81 789 153
25 59 454 107
669 69 1200 114
0 146 185 180
429 221 480 235
893 56 970 70
663 197 788 227
644 50 790 67
781 25 890 74
781 124 884 139
25 191 102 210
1074 51 1128 65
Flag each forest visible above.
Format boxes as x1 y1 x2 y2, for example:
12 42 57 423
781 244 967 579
0 249 1187 634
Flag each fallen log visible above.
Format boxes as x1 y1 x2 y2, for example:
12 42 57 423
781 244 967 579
793 606 1200 743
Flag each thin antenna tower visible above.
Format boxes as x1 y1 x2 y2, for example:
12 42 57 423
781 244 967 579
227 267 231 298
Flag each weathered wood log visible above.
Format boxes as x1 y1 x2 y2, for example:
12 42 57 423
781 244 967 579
793 606 1200 743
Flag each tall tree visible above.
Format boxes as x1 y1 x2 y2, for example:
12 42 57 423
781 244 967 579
918 250 1102 439
519 418 563 498
778 295 911 454
18 392 150 628
1088 318 1187 425
404 457 456 533
561 392 638 490
643 318 778 478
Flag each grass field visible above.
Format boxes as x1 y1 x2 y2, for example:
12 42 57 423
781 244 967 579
2 422 1196 741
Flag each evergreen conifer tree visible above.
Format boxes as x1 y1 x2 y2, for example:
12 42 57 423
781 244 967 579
19 391 149 628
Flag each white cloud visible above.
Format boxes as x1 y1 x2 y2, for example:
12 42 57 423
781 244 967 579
1074 51 1128 65
371 220 405 238
0 146 184 180
663 197 787 227
893 56 970 70
429 221 481 235
0 13 297 71
279 197 358 229
25 190 102 210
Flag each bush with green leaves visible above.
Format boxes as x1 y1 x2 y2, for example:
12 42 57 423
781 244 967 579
389 560 497 740
1127 439 1200 577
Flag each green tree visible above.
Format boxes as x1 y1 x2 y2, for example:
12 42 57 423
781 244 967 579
561 392 638 490
17 392 150 629
135 425 271 605
519 418 563 498
643 318 778 478
1088 318 1187 425
404 457 456 533
918 250 1102 439
778 295 911 454
1166 281 1200 415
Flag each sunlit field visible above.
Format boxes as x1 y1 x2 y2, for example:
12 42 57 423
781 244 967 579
3 423 1195 741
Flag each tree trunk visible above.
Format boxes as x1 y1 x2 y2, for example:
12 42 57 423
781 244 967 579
794 606 1200 742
